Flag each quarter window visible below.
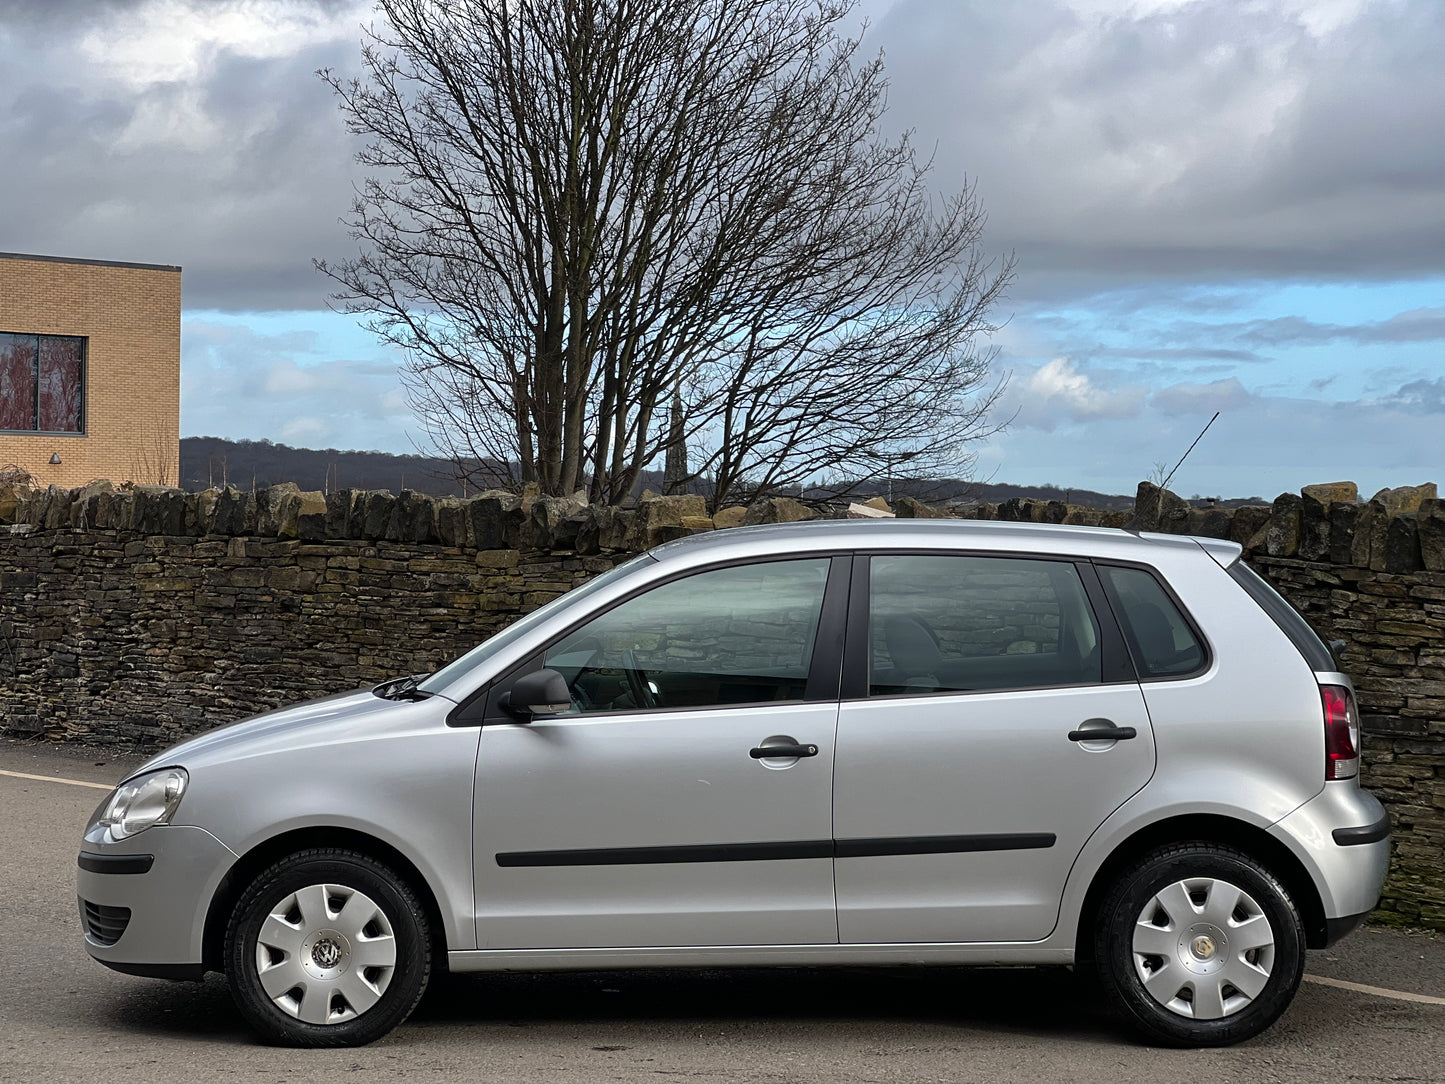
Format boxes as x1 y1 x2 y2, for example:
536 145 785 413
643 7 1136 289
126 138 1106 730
544 558 831 714
868 555 1102 695
0 332 85 434
1099 565 1205 678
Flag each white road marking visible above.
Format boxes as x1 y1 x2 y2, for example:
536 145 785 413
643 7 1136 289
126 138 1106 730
0 768 113 790
1305 974 1445 1007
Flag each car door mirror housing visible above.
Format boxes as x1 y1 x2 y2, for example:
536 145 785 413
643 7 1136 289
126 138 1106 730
502 668 573 719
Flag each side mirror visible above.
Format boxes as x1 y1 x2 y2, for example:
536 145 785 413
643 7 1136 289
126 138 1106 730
500 668 573 720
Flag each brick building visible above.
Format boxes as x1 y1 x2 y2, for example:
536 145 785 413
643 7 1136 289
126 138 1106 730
0 251 181 490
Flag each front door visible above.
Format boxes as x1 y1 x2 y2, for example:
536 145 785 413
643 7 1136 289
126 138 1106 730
473 555 845 950
832 553 1155 944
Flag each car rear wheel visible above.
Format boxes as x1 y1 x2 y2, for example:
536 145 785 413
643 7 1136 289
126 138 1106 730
1094 842 1304 1046
224 848 431 1047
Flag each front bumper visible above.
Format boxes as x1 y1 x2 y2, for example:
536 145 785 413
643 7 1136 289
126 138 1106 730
1268 782 1391 929
77 824 238 977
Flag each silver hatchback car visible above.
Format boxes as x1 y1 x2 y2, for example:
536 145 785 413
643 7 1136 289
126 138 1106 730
78 520 1390 1047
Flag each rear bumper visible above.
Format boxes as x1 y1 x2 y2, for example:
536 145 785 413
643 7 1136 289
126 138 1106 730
77 824 238 973
1268 782 1391 922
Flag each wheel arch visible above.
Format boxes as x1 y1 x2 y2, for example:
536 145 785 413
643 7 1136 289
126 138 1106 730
1073 813 1328 961
202 826 450 974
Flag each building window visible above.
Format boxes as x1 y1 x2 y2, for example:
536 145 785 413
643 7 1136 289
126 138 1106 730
0 332 86 434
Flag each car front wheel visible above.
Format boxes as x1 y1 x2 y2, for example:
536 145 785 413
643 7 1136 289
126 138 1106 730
224 848 431 1047
1094 842 1305 1046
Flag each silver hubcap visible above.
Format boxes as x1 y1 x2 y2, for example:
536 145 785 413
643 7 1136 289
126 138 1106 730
254 883 397 1025
1131 876 1276 1020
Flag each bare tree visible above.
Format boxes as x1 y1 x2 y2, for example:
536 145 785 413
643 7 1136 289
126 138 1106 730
319 0 1011 506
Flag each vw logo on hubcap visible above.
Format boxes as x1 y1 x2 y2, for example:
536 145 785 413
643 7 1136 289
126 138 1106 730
312 937 342 969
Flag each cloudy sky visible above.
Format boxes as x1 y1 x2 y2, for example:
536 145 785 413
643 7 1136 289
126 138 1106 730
2 0 1441 498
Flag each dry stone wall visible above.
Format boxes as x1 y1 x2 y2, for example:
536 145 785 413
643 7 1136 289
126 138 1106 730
2 476 1443 926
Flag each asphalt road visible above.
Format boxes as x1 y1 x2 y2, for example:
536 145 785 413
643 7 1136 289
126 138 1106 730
3 737 1444 1083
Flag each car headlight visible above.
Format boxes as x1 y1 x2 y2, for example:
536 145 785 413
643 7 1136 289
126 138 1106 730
92 768 188 841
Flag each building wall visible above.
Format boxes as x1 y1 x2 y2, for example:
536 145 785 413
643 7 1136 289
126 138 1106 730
0 252 181 490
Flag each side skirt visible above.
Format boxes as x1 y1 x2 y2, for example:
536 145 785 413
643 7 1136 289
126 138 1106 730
448 942 1074 973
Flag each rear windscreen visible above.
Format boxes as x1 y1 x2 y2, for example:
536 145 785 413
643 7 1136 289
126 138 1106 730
1227 560 1336 671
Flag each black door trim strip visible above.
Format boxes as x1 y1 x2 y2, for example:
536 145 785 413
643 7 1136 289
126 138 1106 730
835 833 1057 858
496 833 1056 867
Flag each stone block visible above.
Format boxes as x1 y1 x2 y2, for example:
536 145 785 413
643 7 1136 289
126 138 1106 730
434 498 468 547
1132 482 1190 533
212 487 255 535
1264 492 1302 557
68 480 114 529
290 491 328 541
1384 515 1423 574
1420 499 1445 573
636 494 709 549
362 491 395 540
741 497 815 526
527 493 589 549
1228 505 1271 548
863 496 892 513
894 496 951 519
255 483 300 536
466 490 522 550
1186 508 1232 539
188 488 220 534
1302 481 1359 505
1369 484 1438 518
1328 500 1360 565
387 490 437 544
1298 493 1331 561
847 502 894 518
713 506 747 529
325 490 362 539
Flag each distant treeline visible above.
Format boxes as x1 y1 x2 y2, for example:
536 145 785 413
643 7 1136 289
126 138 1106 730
180 437 1256 510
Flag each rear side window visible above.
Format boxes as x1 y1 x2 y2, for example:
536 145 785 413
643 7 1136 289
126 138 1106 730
1227 560 1335 671
867 555 1102 695
1099 565 1205 678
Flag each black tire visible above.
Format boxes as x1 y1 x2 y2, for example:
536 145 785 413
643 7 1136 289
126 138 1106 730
224 848 431 1047
1093 842 1305 1047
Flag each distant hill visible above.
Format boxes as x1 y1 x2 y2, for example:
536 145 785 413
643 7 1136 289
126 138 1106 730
180 436 1261 510
180 437 494 497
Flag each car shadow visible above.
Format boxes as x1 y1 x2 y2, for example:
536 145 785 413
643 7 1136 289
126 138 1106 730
410 964 1120 1042
86 964 1121 1046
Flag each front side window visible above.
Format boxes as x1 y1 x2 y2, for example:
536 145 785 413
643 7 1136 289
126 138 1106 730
0 332 85 433
1100 565 1206 678
545 558 831 714
868 554 1102 696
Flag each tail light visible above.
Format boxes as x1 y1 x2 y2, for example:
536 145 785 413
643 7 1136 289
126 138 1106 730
1321 684 1359 780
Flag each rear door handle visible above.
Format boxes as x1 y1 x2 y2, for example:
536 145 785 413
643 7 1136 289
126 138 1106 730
1068 725 1137 742
750 743 819 759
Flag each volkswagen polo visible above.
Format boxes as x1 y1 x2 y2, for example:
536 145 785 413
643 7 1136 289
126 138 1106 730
78 519 1390 1047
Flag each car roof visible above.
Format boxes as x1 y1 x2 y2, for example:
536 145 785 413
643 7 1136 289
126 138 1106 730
648 518 1241 567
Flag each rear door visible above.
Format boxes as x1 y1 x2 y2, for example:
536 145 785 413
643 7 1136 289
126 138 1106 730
832 552 1155 944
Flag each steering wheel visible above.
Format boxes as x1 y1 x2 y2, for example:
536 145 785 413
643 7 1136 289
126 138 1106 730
621 649 658 709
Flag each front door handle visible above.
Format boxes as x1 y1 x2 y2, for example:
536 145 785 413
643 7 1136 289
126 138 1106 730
750 743 819 759
1068 725 1137 742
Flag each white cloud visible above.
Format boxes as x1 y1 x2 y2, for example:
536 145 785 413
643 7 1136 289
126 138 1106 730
77 0 367 88
1018 358 1148 429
